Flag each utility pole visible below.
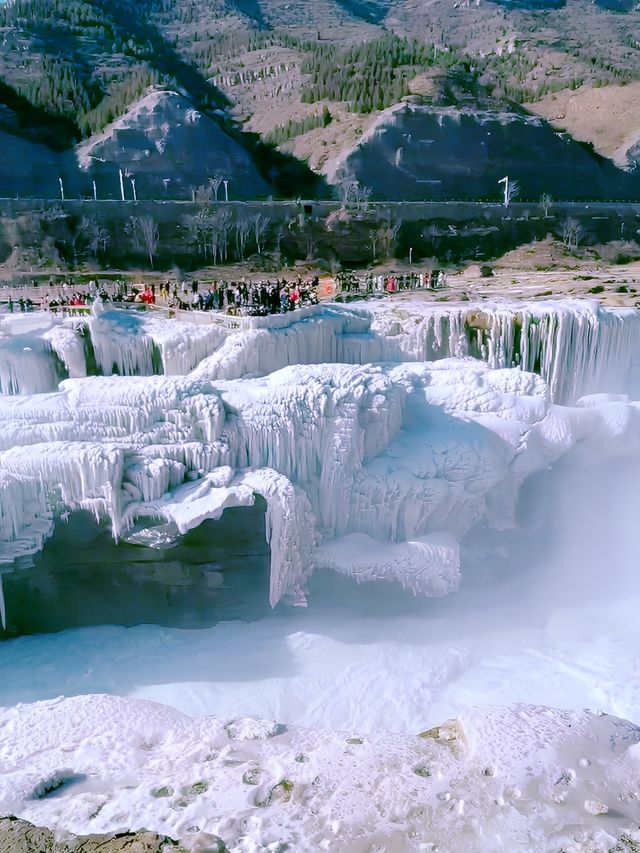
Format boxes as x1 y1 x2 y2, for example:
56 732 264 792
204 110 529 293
92 180 97 201
59 177 65 201
499 176 509 207
223 179 229 202
409 247 413 264
119 169 125 201
131 178 137 202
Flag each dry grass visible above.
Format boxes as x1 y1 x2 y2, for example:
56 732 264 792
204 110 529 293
525 82 640 167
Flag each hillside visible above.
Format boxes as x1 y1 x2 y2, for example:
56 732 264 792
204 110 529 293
0 0 639 199
76 90 272 200
526 81 640 168
332 103 640 201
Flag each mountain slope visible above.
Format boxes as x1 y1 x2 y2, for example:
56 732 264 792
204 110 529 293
1 0 639 199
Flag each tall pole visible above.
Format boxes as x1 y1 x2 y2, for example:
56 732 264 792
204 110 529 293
409 247 413 264
119 169 125 201
223 179 229 202
92 180 97 201
499 176 509 207
59 177 64 201
131 178 137 202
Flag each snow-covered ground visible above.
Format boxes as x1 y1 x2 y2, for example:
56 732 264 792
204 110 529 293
1 299 640 850
1 694 639 852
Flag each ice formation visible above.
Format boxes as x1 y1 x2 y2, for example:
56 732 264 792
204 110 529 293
1 694 640 852
2 298 638 400
2 297 640 850
1 298 640 619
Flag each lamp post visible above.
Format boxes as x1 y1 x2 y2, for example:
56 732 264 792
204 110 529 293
499 176 509 207
59 178 65 201
119 169 125 201
223 179 229 202
92 180 97 201
131 178 137 202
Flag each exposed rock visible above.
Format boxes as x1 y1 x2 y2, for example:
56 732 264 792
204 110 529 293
0 816 191 852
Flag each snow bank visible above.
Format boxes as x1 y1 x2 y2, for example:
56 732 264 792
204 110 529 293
1 693 639 852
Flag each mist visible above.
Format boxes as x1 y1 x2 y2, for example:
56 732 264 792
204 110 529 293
1 436 639 733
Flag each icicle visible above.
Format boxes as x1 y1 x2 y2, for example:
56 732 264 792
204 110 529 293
0 574 5 631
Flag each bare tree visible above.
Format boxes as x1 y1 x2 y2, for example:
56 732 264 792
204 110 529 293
80 216 110 263
352 184 372 212
129 215 159 268
208 221 221 265
216 209 233 263
97 227 110 258
68 215 97 266
189 209 210 261
234 213 251 260
337 177 371 212
274 225 284 254
367 227 379 261
210 175 223 203
423 223 442 247
338 178 357 208
540 193 553 218
195 183 213 205
252 213 270 254
305 235 317 261
370 214 401 260
560 218 584 253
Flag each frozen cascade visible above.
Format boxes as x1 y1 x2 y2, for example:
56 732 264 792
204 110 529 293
362 300 640 403
0 334 63 395
89 302 233 377
2 300 638 403
0 311 73 395
2 353 640 617
43 323 87 379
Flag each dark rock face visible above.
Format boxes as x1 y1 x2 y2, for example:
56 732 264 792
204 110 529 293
0 91 272 201
77 92 271 202
343 106 640 202
1 503 271 637
0 817 191 852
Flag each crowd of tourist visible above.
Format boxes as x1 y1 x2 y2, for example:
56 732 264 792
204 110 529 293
1 269 443 316
161 276 320 315
338 270 446 294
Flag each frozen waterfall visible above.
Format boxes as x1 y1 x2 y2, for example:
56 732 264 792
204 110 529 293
1 298 640 629
2 300 638 403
